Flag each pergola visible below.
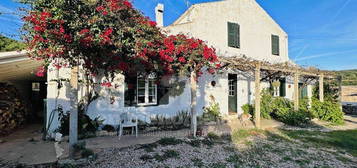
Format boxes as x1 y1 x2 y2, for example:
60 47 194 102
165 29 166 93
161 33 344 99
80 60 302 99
219 56 340 128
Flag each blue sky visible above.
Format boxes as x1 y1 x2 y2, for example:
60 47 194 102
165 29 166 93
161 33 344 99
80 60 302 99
1 0 356 70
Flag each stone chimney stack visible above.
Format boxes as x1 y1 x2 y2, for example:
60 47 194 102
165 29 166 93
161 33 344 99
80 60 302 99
155 3 164 27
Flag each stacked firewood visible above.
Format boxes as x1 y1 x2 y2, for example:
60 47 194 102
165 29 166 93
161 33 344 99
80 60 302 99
0 83 27 136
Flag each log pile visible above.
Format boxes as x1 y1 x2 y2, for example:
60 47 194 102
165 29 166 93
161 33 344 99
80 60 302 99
0 83 27 136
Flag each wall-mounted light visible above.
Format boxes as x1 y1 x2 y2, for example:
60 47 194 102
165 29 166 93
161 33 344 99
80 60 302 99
211 81 216 87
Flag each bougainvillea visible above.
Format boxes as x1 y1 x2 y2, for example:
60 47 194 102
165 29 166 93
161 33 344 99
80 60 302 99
157 34 219 78
22 0 219 83
22 0 165 80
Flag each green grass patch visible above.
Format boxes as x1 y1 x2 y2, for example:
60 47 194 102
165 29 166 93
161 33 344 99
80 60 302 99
231 129 265 143
154 149 180 162
282 129 357 157
209 162 227 168
186 138 201 147
158 137 183 146
191 158 204 167
137 143 158 152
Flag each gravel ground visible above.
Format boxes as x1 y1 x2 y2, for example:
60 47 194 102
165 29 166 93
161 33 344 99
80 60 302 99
79 130 357 168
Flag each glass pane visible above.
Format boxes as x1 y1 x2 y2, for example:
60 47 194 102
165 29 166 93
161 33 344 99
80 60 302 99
149 88 155 95
149 96 155 103
138 96 145 103
138 79 145 87
138 89 145 96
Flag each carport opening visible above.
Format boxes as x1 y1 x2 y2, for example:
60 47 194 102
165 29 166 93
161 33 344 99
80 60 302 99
0 51 46 137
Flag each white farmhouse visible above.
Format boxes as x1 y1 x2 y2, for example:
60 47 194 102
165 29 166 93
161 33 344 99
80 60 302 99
44 0 312 133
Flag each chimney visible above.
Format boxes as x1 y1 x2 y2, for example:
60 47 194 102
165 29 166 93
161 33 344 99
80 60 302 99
155 3 164 27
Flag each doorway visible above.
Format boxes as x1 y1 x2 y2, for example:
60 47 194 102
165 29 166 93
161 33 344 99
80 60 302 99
228 74 237 114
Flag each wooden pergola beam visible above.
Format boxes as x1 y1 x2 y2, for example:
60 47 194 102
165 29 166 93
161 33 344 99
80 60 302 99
220 56 335 78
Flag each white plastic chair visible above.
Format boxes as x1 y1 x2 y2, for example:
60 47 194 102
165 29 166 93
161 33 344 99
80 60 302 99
119 107 138 139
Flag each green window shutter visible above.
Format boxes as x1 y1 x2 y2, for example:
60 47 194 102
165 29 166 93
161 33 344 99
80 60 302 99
228 22 240 48
236 24 240 48
124 75 137 107
272 35 279 55
279 78 286 97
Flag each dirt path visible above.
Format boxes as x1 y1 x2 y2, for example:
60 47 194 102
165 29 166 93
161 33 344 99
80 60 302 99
0 124 57 166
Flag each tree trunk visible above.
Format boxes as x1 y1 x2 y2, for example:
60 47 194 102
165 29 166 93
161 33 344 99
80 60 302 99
190 71 197 137
69 66 79 158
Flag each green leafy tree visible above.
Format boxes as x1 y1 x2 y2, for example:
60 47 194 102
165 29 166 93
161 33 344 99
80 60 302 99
0 35 26 52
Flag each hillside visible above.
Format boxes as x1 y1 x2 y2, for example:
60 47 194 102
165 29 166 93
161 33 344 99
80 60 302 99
336 70 357 86
0 35 26 52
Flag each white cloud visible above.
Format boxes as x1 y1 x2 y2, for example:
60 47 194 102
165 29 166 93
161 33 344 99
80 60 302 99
295 49 357 61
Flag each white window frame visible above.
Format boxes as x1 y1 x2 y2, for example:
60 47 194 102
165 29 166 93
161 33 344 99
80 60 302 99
136 74 157 106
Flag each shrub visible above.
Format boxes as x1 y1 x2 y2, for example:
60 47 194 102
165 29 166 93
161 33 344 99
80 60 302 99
102 125 116 132
207 132 220 140
311 98 344 125
270 97 312 126
274 109 312 126
241 104 254 115
57 102 103 136
260 89 274 119
203 102 221 121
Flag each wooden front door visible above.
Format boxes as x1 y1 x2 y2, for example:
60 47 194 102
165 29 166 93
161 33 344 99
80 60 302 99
228 74 238 114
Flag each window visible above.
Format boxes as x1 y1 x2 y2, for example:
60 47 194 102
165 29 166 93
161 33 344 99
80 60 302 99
272 35 279 55
228 22 240 48
137 74 157 105
229 79 235 96
125 74 169 106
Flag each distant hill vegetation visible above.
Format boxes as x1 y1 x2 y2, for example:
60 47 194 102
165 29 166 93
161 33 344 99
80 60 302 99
336 70 357 86
0 35 26 52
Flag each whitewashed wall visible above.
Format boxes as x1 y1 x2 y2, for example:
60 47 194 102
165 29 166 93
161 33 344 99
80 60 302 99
164 0 289 63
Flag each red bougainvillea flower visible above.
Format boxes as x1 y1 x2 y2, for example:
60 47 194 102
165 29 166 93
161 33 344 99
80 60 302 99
35 66 46 77
208 68 215 74
64 34 72 43
80 35 93 47
178 57 186 63
215 63 221 69
53 63 62 70
34 25 45 32
100 28 113 44
101 82 112 88
123 0 132 8
148 21 156 27
79 29 90 35
40 11 51 21
96 5 105 12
